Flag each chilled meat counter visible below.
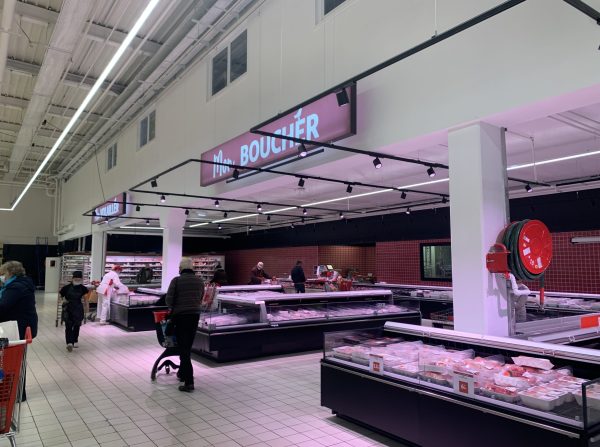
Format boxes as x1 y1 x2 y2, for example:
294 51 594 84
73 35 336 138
109 288 167 332
192 289 421 361
322 321 600 447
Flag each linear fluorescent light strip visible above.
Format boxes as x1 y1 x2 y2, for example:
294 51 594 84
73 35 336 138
507 149 600 171
0 0 161 211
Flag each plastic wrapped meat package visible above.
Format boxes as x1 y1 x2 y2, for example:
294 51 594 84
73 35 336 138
512 356 554 371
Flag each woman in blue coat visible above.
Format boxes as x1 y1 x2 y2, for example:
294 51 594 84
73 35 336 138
0 260 39 402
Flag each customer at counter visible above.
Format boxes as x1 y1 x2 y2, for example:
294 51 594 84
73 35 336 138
211 263 228 286
291 260 306 293
249 261 270 284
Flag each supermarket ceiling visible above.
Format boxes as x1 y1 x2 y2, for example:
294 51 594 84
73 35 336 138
0 0 259 188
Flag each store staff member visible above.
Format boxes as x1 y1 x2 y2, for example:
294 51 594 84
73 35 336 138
291 260 306 293
96 265 128 324
250 261 270 284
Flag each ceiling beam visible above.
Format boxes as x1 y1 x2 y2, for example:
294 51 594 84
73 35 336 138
0 120 84 140
7 0 162 56
6 58 126 95
0 95 101 122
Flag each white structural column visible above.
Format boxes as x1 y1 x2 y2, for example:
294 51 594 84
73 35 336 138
448 122 510 336
90 227 107 281
160 210 187 291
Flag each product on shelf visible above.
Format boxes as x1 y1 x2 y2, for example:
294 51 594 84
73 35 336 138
105 255 162 285
61 254 91 284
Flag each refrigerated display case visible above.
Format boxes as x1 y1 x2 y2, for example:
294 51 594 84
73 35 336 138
109 288 167 331
321 321 600 447
192 289 421 361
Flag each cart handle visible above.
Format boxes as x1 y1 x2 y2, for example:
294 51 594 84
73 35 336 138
24 326 32 344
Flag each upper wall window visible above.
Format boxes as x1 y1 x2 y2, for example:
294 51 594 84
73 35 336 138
107 143 117 171
211 30 248 96
139 110 156 148
324 0 346 15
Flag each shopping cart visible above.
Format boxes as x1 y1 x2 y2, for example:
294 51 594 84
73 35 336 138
0 326 33 447
150 311 179 381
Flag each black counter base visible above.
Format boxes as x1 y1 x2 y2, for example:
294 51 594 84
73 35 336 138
110 303 168 332
321 361 591 447
192 313 421 362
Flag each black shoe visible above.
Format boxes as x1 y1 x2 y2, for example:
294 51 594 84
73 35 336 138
178 384 194 392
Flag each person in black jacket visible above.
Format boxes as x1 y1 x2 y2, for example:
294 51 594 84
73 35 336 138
0 260 38 402
291 260 307 293
0 261 38 339
166 257 204 392
60 271 88 352
249 262 270 284
211 263 228 286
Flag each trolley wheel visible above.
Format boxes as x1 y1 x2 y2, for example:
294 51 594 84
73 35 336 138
165 365 171 374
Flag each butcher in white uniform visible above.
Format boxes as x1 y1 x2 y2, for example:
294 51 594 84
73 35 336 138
96 265 128 324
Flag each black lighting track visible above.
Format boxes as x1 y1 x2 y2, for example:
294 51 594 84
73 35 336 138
83 199 334 220
508 177 551 187
190 159 446 197
249 131 449 170
562 0 600 22
129 190 359 214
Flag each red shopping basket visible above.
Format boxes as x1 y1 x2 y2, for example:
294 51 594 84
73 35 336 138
0 327 32 435
153 311 168 324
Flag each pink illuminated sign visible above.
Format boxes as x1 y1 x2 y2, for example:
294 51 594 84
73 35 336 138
200 87 356 186
92 193 128 223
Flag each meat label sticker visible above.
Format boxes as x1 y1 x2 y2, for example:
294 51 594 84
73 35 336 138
369 354 384 376
453 373 475 396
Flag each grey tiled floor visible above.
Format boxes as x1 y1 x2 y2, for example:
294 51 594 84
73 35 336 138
2 293 407 447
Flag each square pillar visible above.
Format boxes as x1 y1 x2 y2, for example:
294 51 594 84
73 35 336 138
90 228 107 282
448 122 510 336
160 210 187 290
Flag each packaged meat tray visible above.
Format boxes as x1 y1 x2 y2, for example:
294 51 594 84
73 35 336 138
479 384 521 403
390 362 420 378
512 356 554 371
419 370 453 386
331 346 354 361
519 388 563 411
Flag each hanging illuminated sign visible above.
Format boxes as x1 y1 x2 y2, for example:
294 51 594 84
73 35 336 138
200 86 356 186
92 193 128 223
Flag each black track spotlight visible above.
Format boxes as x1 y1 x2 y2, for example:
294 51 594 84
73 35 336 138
92 210 97 217
223 212 228 218
372 157 382 169
291 223 295 229
214 199 220 208
303 208 308 216
135 205 141 212
257 203 262 212
145 219 150 226
160 194 166 203
232 168 240 179
249 225 253 231
42 119 47 126
298 178 305 188
301 217 305 224
218 224 222 230
346 184 353 194
267 214 271 221
339 211 344 219
442 196 448 204
400 191 407 200
336 88 350 106
297 143 308 158
150 179 158 188
184 209 190 216
427 166 436 177
525 183 533 193
405 208 411 215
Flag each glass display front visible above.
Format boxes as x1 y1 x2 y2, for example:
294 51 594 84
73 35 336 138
112 293 160 307
324 329 600 427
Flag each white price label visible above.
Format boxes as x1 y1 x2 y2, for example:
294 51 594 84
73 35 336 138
369 354 384 376
453 373 475 396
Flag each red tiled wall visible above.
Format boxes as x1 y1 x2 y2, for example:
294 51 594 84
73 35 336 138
376 239 451 287
318 245 376 275
225 247 319 285
525 230 600 294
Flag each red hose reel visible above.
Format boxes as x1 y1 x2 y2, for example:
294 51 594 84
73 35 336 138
486 219 553 306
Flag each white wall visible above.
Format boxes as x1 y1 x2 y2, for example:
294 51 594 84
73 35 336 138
0 186 56 245
59 0 600 240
